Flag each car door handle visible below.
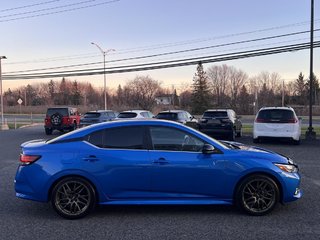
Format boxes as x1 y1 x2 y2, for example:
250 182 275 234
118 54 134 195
153 158 169 164
82 155 100 162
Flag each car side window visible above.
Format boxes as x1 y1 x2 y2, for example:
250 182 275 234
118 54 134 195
85 130 104 148
107 112 115 118
104 126 146 150
149 127 205 152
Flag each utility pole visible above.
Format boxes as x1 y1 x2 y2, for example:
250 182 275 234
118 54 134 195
306 0 316 139
0 56 8 130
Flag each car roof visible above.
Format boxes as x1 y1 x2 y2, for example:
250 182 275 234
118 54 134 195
86 110 115 113
258 107 294 111
158 110 185 113
47 119 228 150
205 109 231 112
120 110 150 114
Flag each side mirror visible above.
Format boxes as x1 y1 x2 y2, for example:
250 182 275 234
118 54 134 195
202 144 216 154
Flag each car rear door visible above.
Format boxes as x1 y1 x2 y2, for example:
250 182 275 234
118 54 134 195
80 126 152 200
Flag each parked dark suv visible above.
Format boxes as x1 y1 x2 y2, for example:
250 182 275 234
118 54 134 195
44 107 81 135
198 109 242 140
155 110 197 125
79 110 118 127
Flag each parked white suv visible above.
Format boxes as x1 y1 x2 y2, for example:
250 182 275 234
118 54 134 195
253 107 301 144
116 110 154 119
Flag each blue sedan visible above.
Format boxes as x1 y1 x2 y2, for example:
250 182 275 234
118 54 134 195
15 120 302 219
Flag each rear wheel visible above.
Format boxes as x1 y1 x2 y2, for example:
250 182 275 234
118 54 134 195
228 130 236 141
51 177 96 219
236 175 279 216
45 128 53 135
236 128 242 137
293 139 300 145
70 122 77 131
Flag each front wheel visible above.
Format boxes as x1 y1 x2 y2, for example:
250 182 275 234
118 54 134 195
51 177 96 219
236 175 279 216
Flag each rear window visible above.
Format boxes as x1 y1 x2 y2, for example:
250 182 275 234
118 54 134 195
257 109 295 123
46 108 69 117
117 112 138 118
83 112 101 118
156 113 178 120
203 111 228 118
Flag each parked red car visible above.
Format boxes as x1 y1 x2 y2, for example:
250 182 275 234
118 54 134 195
44 107 80 135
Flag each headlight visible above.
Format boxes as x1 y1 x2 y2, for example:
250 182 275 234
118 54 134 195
274 163 298 173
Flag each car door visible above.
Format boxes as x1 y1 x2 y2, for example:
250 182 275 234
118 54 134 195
148 126 227 199
80 126 152 200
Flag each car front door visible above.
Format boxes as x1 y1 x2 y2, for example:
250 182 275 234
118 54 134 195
148 126 226 199
81 126 152 200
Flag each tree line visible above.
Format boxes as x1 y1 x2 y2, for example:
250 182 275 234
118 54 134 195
3 63 319 115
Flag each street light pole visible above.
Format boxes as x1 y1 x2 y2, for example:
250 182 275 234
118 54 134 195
91 42 115 110
0 56 8 130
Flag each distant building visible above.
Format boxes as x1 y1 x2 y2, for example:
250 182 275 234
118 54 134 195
155 95 173 105
155 93 180 105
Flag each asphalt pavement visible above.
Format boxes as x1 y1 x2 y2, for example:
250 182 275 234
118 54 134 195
0 125 320 240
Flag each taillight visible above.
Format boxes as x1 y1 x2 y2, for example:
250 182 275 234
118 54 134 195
20 154 41 166
255 118 266 123
287 118 298 123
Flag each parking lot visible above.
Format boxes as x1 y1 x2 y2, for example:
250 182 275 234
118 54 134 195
1 125 320 240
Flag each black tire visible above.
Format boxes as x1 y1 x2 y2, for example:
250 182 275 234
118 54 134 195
293 139 300 145
236 174 279 216
51 177 96 219
228 130 236 141
71 122 77 131
50 113 62 126
236 128 242 137
45 128 53 135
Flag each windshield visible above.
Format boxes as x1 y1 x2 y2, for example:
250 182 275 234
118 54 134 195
117 112 138 118
156 113 178 120
203 111 228 118
46 108 68 117
83 112 101 118
257 109 295 123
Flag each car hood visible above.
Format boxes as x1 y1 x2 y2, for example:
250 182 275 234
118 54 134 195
221 140 291 164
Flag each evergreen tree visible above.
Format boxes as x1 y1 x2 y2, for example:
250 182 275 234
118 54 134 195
306 73 320 105
48 80 55 105
191 62 211 114
71 80 82 105
238 85 251 114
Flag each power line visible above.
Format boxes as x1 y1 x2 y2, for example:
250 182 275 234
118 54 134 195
3 41 320 80
5 19 320 64
0 0 97 19
0 0 61 12
4 29 319 74
0 0 120 23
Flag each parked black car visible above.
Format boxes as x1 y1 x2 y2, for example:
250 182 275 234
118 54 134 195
79 110 118 127
155 110 198 125
198 109 242 140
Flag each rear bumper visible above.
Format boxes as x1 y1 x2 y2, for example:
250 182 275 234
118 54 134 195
198 126 233 136
253 130 300 140
44 124 73 131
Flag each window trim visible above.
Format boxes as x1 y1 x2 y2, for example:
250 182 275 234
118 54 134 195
84 126 149 150
147 126 208 153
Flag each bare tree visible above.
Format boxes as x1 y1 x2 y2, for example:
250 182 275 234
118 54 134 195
125 75 162 110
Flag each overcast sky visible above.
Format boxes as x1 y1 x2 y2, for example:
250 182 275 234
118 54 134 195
0 0 319 91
